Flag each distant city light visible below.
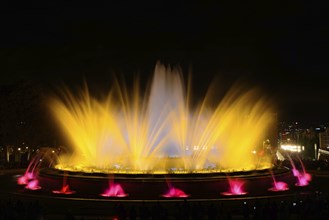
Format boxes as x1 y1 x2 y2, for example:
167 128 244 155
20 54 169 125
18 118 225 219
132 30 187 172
280 144 304 152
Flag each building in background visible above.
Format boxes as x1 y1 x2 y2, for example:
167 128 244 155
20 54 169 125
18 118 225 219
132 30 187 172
318 128 329 161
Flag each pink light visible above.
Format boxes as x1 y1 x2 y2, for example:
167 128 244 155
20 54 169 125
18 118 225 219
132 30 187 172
25 179 41 190
17 175 28 185
292 168 300 177
304 173 312 182
52 185 76 195
162 187 189 198
293 167 312 186
222 179 247 196
100 183 128 197
296 176 308 186
268 181 289 191
296 172 312 186
17 172 35 185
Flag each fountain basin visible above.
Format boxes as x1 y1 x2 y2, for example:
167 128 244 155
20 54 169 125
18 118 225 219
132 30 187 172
37 167 295 199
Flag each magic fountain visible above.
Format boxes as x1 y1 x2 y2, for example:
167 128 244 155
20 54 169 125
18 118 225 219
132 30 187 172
18 63 304 199
51 63 274 173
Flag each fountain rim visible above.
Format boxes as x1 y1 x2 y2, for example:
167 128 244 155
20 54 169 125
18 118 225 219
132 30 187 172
38 167 291 181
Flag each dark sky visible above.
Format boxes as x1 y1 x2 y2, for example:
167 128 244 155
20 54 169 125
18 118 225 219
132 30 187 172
0 1 328 123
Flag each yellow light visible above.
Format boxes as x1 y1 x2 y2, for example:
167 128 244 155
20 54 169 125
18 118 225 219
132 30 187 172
50 63 273 173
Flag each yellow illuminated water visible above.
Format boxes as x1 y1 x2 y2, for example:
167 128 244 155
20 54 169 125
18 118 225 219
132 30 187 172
50 63 274 173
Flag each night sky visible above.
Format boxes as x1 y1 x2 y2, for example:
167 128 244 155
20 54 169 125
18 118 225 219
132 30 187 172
0 1 328 123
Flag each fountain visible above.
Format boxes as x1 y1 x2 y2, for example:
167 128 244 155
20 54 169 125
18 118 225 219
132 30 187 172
20 63 295 199
25 179 41 191
221 178 247 196
162 187 189 198
52 171 76 195
17 172 35 185
49 63 274 173
162 179 189 198
18 148 59 190
286 154 312 186
268 169 289 192
100 183 128 197
17 151 44 185
268 179 289 192
100 175 128 197
295 157 312 186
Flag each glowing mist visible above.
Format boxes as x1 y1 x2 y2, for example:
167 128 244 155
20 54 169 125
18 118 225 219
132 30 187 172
50 63 274 173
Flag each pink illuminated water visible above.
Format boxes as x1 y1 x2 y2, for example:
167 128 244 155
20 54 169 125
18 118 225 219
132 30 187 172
18 151 45 186
25 179 41 190
163 176 189 198
162 187 189 198
52 185 76 195
295 172 312 186
268 169 289 191
18 148 59 188
292 168 300 177
18 156 40 185
17 172 35 185
289 156 312 186
269 181 289 191
296 157 312 186
287 155 312 186
100 183 128 197
52 171 76 194
292 169 312 186
100 175 128 197
222 179 247 196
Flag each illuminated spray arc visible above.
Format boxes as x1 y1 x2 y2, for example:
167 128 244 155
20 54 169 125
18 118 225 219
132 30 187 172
50 63 274 174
